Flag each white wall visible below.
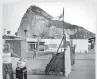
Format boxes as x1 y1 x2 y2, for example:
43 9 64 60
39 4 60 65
65 46 71 76
44 39 62 47
72 39 88 53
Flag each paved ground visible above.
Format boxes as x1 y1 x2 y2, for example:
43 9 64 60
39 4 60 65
26 52 95 79
27 55 52 71
11 50 95 79
66 53 95 79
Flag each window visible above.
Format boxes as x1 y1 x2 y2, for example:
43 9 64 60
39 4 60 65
27 42 45 51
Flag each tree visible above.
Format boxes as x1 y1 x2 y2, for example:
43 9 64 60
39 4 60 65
33 34 37 38
49 26 63 39
24 29 27 37
7 31 11 35
15 32 18 36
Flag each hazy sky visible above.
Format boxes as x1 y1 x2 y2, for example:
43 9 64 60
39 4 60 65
3 1 97 35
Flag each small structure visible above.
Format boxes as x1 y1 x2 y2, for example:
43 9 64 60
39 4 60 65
27 38 64 52
27 38 45 51
2 35 26 59
71 39 88 53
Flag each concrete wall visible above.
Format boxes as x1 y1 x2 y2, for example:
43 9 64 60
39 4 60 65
65 46 71 76
44 39 62 46
5 40 21 56
72 39 88 53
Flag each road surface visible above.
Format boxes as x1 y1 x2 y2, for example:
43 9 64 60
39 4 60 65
27 53 95 79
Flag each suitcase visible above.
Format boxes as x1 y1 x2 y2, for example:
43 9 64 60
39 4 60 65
16 66 27 79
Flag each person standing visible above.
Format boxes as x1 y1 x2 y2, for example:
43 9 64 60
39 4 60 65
3 43 20 79
33 49 36 59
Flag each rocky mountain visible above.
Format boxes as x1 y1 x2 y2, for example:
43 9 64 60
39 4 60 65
17 5 95 39
18 5 52 38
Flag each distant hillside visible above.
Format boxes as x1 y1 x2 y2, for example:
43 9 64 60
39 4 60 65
17 5 95 39
48 20 95 39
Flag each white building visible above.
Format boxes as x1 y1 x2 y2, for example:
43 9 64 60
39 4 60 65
72 39 88 53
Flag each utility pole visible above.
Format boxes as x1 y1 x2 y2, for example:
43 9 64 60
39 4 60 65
62 8 66 76
37 35 40 53
24 29 27 59
37 24 42 54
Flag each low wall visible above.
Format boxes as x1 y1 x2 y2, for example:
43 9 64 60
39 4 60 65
72 39 88 53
